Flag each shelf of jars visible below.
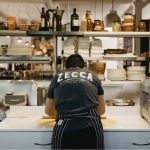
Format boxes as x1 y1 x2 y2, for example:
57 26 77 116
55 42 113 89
84 55 138 61
0 30 149 37
81 56 150 61
0 30 26 36
26 31 150 37
0 56 51 63
83 31 150 37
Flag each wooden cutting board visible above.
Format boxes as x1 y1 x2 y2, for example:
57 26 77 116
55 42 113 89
36 118 117 128
101 118 117 127
37 118 56 128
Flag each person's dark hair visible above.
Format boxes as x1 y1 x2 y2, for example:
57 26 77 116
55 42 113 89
65 54 84 69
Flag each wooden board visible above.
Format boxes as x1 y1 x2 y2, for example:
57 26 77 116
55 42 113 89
36 118 118 128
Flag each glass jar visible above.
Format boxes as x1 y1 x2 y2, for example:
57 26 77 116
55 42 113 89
93 20 104 31
138 21 146 32
112 21 121 32
123 13 134 31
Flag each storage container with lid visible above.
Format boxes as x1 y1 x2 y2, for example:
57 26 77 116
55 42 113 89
93 20 104 31
123 13 134 31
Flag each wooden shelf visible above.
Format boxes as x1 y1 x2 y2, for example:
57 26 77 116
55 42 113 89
0 30 26 36
0 30 149 37
0 56 51 63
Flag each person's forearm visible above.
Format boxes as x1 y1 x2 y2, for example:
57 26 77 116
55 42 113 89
45 98 57 119
45 109 56 119
97 105 105 116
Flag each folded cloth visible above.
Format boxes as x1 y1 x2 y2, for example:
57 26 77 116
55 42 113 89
91 49 103 53
63 45 75 50
91 46 102 50
79 54 90 57
91 39 102 50
78 37 89 43
90 54 103 58
78 43 90 49
78 50 89 54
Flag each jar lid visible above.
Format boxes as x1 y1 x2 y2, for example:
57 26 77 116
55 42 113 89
124 13 132 15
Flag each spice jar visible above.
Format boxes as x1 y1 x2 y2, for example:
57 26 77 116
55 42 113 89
138 21 146 32
112 21 121 32
93 20 104 31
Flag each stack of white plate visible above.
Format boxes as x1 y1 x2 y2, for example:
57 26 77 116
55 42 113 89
107 69 126 81
127 66 146 81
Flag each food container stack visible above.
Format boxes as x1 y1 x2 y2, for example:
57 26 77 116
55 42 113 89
18 19 30 31
78 37 90 58
30 20 40 31
127 66 146 81
90 38 103 57
63 37 77 57
107 68 126 81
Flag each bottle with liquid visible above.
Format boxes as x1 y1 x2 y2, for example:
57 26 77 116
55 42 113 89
71 8 79 31
81 14 87 31
40 7 46 31
52 10 57 31
86 10 93 31
45 10 50 31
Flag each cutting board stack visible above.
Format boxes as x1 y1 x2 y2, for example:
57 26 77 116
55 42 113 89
7 44 32 56
90 38 103 57
63 37 77 57
78 37 90 58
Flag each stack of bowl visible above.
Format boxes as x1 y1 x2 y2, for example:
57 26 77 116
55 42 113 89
107 69 126 81
127 66 146 81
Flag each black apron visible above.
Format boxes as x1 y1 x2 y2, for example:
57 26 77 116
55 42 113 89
51 107 104 149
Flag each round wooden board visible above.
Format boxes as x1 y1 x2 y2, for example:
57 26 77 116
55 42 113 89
37 118 56 128
37 118 117 128
101 118 118 127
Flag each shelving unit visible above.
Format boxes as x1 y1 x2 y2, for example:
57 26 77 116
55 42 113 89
102 80 141 86
0 30 26 36
0 30 149 81
26 31 150 37
0 56 51 63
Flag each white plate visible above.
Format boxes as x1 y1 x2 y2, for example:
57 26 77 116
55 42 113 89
115 102 129 106
127 66 146 71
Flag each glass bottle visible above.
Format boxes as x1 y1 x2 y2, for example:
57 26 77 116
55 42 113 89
40 7 46 31
81 14 87 31
86 10 93 31
71 8 79 31
45 10 50 31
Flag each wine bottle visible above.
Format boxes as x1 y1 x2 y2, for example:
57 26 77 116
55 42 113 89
71 8 79 31
40 7 46 31
45 10 50 31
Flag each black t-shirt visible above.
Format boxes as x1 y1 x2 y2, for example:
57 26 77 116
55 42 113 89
47 68 104 114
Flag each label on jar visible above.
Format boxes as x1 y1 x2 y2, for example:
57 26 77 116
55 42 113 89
73 19 79 26
94 25 101 31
